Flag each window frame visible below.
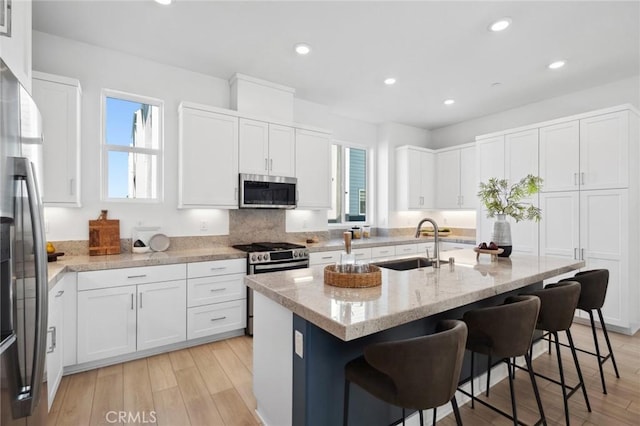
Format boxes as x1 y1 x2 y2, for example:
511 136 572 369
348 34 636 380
328 140 373 226
100 89 164 203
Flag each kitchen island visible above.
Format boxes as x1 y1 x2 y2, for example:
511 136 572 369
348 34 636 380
245 251 584 426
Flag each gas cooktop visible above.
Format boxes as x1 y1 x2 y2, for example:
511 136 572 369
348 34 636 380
232 242 306 253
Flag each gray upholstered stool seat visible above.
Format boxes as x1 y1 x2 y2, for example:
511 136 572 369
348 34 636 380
458 295 546 426
343 319 467 426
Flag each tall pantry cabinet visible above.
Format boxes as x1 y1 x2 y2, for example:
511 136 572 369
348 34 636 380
477 105 639 334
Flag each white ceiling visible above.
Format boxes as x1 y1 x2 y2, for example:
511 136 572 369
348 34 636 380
32 1 640 130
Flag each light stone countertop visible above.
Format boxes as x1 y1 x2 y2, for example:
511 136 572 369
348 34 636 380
46 235 476 291
245 250 585 341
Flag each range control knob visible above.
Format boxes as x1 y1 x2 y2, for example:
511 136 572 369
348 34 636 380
251 255 257 262
257 254 263 261
264 253 270 261
302 250 308 258
293 251 298 257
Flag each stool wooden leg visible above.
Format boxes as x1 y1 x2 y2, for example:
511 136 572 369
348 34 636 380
486 354 492 396
588 310 608 394
343 379 350 426
567 329 591 412
597 308 620 378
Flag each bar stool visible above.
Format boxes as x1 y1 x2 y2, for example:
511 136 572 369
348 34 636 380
517 281 591 425
561 269 620 394
343 320 467 426
458 295 546 426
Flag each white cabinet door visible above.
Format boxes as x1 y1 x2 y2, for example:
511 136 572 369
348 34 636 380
397 147 435 210
505 129 539 255
580 189 628 327
179 106 238 207
77 285 137 363
459 146 477 208
47 287 64 410
436 149 460 209
295 129 331 209
579 111 629 190
60 273 77 367
539 192 579 260
0 0 31 90
268 124 295 177
137 280 186 351
32 73 81 206
239 118 269 175
539 121 579 192
476 136 505 182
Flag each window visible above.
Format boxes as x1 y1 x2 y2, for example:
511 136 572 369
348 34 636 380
329 143 369 224
102 90 163 201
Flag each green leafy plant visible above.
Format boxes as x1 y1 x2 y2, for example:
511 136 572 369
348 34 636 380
478 174 543 222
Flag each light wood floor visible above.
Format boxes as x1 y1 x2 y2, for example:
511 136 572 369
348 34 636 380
48 323 638 426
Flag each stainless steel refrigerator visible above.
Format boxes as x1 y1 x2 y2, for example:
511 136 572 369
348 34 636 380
0 59 48 425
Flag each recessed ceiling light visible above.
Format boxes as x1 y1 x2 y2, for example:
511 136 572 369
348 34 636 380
548 60 566 70
294 43 311 55
489 18 512 32
491 82 502 88
154 0 172 5
444 99 455 105
384 77 397 85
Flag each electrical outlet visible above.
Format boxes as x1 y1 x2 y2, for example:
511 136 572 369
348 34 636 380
200 221 209 232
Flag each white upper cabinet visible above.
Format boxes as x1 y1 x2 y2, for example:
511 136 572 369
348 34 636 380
579 111 629 190
540 111 629 192
476 136 505 182
0 0 32 91
435 145 476 209
505 129 538 181
396 146 435 210
239 118 295 177
32 72 82 207
178 104 239 208
539 121 580 192
295 129 331 209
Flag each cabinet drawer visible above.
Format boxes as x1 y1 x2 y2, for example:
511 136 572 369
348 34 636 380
352 248 371 262
309 251 341 266
78 264 186 291
187 258 246 278
187 274 246 308
187 300 246 340
395 244 418 256
371 246 396 259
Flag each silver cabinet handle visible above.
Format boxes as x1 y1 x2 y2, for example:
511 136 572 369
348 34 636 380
574 248 578 260
581 172 585 185
127 274 147 279
46 327 56 353
355 253 365 257
321 256 333 259
210 316 227 322
460 195 464 206
574 173 578 186
210 267 227 271
265 158 268 171
131 293 134 310
270 159 273 171
70 178 75 196
139 293 143 309
210 288 227 292
234 187 238 201
581 248 585 260
55 290 64 297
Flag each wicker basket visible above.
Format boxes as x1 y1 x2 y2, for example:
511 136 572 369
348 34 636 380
324 264 382 288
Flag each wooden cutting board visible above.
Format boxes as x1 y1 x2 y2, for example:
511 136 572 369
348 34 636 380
89 218 120 255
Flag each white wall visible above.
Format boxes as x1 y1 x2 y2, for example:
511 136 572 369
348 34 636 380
34 31 232 240
430 76 640 149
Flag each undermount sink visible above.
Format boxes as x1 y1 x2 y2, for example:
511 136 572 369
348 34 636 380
372 256 448 271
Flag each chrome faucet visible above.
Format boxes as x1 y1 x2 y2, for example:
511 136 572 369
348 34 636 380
415 218 440 268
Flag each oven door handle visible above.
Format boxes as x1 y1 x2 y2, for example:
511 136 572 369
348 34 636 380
253 260 310 272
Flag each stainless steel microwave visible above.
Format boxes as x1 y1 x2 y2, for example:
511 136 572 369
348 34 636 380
239 174 297 209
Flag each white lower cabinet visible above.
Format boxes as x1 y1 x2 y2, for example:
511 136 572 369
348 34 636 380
371 246 396 259
77 265 187 364
186 259 246 340
46 285 65 410
310 250 341 266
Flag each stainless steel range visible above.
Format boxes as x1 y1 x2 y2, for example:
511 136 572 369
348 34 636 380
233 242 309 335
